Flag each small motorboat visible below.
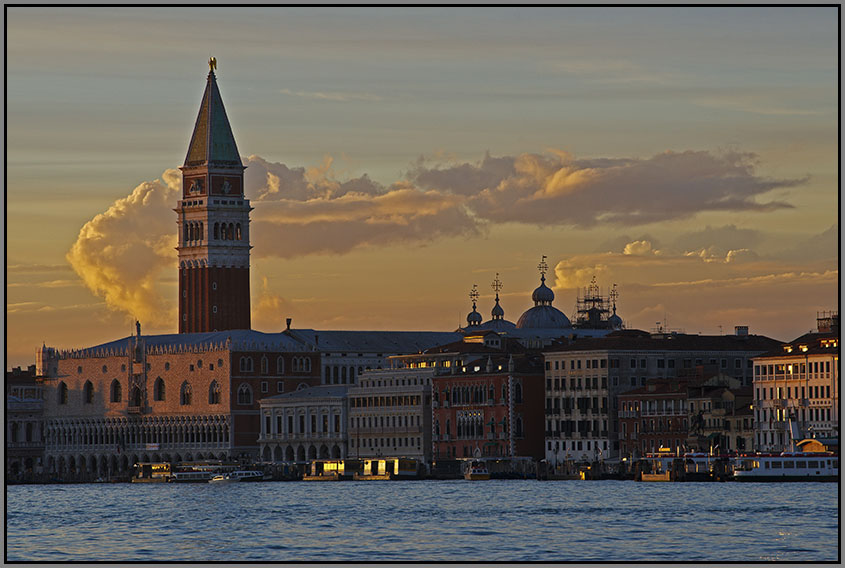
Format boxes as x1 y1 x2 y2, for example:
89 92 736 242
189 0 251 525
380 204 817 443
208 474 236 483
464 461 491 481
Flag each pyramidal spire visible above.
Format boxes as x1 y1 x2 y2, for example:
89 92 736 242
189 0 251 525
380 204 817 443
184 60 243 168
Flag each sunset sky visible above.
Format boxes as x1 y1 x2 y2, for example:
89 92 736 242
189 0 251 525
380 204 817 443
6 6 839 369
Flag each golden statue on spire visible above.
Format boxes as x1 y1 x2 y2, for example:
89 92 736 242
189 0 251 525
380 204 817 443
209 57 217 72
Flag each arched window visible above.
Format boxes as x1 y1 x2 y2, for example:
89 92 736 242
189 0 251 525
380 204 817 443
276 356 284 374
154 377 165 401
237 384 253 405
261 356 269 375
235 223 242 240
180 382 192 406
305 358 312 372
110 380 121 403
58 381 69 405
228 223 235 240
131 386 142 407
84 381 94 404
209 380 221 404
184 223 189 242
11 422 19 442
199 222 203 241
516 416 524 437
240 356 253 372
445 419 451 437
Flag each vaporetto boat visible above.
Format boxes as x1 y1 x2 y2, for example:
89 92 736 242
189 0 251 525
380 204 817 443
732 452 839 482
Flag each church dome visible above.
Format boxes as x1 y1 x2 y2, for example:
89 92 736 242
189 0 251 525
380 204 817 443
480 317 517 331
491 301 505 318
516 262 571 329
516 305 571 329
467 308 483 326
532 278 555 305
607 313 623 329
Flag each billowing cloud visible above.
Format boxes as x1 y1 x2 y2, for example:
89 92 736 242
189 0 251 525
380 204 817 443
65 148 807 323
253 276 292 331
622 240 658 256
66 170 181 326
410 149 803 227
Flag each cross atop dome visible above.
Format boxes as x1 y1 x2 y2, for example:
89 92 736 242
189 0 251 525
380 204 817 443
469 284 479 305
466 284 482 327
491 273 503 294
537 255 548 279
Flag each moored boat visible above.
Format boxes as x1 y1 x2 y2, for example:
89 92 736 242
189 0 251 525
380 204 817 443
732 452 839 482
464 460 491 481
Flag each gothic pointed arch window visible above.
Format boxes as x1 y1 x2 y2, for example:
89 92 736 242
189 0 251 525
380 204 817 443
276 356 284 374
110 379 122 403
59 381 69 405
514 382 523 404
154 377 165 401
84 380 94 404
237 383 253 405
515 416 524 438
209 380 221 405
240 356 254 373
131 386 142 407
180 381 192 406
261 356 269 375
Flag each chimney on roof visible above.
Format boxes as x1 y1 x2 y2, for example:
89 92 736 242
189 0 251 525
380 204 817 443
286 317 292 331
735 325 748 337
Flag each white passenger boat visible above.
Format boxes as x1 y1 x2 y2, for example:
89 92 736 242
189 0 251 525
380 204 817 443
733 452 839 482
228 470 266 482
169 470 217 483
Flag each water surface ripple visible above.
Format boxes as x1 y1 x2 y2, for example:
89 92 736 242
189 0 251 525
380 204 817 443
6 480 839 562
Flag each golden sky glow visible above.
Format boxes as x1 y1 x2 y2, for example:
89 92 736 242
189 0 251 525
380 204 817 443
5 7 839 368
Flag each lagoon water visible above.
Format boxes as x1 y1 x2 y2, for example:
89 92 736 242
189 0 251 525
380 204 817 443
6 480 839 562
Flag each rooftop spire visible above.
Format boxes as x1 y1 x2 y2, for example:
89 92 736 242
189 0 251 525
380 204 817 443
491 273 504 320
537 254 548 285
184 59 243 169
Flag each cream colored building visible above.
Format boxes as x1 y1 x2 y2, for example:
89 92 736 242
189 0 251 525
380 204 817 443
347 368 434 463
752 314 839 451
258 385 349 462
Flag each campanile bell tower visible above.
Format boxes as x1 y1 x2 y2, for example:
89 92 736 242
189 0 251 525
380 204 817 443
177 58 251 333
